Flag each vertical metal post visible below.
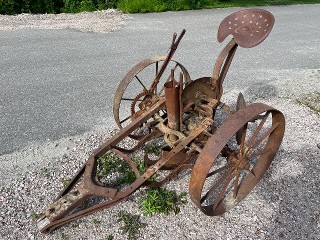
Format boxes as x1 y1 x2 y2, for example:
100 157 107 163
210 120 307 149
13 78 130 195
164 70 181 141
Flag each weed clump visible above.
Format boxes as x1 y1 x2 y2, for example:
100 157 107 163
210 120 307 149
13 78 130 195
30 212 39 221
139 187 187 216
97 152 157 188
117 211 147 240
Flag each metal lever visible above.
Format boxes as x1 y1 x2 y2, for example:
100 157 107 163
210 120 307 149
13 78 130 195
149 29 186 93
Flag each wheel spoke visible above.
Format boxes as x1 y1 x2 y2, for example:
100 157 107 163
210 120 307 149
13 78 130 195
248 147 272 159
135 76 148 91
245 111 270 154
155 62 159 94
212 172 234 211
155 61 159 77
239 123 248 156
201 168 232 204
233 172 240 199
249 122 280 153
120 115 131 124
206 165 229 178
158 86 165 96
121 97 142 102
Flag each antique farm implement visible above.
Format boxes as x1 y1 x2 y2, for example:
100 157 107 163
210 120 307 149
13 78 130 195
38 8 285 232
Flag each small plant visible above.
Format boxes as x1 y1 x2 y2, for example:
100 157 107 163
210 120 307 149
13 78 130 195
71 221 80 228
97 152 137 187
97 152 157 188
30 212 39 221
296 91 320 114
106 235 114 240
61 233 69 240
62 178 71 186
117 211 147 240
144 143 163 156
40 167 49 176
92 219 101 225
139 187 187 216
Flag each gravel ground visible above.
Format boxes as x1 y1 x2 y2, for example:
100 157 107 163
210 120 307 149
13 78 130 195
0 9 127 32
0 10 319 240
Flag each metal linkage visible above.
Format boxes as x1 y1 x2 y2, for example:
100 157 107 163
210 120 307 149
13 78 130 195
38 8 285 233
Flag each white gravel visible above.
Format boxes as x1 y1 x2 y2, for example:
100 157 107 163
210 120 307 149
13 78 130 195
0 10 319 240
0 9 127 33
1 93 319 240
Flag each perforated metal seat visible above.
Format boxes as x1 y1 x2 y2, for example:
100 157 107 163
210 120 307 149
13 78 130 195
217 9 275 48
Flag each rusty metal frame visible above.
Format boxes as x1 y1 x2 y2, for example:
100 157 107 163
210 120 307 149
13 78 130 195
38 8 285 233
38 96 214 232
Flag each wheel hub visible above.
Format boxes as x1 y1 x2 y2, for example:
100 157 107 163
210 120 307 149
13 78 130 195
231 154 250 171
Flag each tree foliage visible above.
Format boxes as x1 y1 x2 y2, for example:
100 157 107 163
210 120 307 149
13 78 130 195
1 0 320 15
0 0 110 14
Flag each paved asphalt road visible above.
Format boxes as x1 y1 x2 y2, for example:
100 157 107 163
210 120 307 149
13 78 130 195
0 5 320 155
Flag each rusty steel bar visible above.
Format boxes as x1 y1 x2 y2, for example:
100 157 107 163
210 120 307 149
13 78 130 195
164 72 181 132
149 29 186 94
210 39 238 100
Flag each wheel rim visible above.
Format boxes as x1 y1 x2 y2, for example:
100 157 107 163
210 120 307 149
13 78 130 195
189 103 285 216
113 56 191 129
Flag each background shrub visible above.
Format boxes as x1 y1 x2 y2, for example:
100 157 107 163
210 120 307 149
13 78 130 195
0 0 63 14
62 0 81 12
1 0 320 15
0 0 108 14
117 0 208 13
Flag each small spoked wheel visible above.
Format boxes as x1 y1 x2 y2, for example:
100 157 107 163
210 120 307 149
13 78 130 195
113 56 191 130
189 103 285 216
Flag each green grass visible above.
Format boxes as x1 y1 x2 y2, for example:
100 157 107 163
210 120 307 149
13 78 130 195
97 152 157 188
139 187 188 216
2 0 319 15
97 152 137 188
117 0 320 13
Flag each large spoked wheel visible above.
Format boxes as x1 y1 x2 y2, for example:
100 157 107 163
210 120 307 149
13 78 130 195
113 56 191 129
189 103 285 216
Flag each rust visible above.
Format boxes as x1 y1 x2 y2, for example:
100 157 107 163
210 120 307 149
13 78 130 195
217 8 275 48
164 71 181 134
236 92 246 144
38 8 285 233
182 77 214 103
149 29 186 94
189 103 285 216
